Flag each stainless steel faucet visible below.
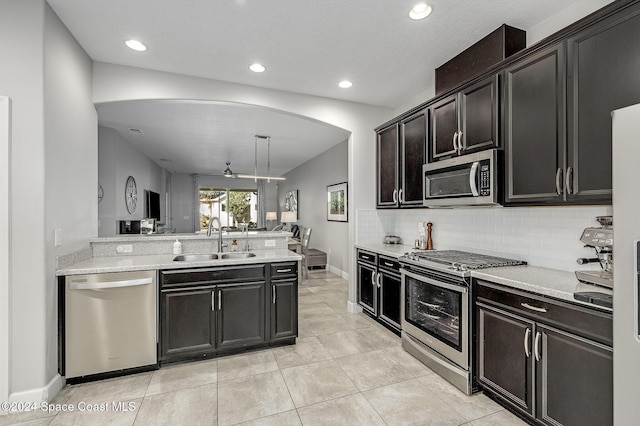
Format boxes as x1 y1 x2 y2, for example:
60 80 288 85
207 216 224 253
242 223 250 252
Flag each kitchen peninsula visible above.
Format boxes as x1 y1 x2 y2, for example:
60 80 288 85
56 231 300 382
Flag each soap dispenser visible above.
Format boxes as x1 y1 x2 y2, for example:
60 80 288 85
173 239 182 255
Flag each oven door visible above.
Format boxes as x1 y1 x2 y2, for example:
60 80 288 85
401 268 468 369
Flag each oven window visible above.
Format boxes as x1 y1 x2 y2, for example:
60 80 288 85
426 166 473 198
405 275 462 351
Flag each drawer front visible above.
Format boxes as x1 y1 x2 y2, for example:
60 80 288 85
357 250 377 265
161 264 266 288
377 255 400 273
270 262 298 279
475 279 612 346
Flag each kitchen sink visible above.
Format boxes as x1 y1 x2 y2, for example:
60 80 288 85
173 254 219 262
220 252 257 259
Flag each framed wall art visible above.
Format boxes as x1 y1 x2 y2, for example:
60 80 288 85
327 182 347 222
284 189 298 219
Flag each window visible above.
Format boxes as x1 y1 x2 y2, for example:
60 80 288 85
199 188 258 231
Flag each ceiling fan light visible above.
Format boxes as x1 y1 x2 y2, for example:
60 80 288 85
223 162 233 177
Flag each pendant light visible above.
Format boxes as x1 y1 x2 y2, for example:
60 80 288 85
236 135 285 181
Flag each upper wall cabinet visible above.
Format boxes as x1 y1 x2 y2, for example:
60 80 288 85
506 1 640 205
504 44 566 204
430 75 499 162
376 110 427 209
566 2 640 203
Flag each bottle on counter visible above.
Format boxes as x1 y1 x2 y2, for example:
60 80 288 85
232 239 238 252
173 239 182 255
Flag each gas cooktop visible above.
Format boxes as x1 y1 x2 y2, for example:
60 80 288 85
400 250 527 275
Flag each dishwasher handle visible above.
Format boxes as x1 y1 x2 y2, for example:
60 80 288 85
69 277 153 290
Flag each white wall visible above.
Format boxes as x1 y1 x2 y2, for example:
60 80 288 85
98 126 165 236
0 0 96 401
280 140 350 276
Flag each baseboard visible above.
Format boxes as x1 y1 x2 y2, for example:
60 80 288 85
9 374 64 404
327 265 348 280
347 300 363 313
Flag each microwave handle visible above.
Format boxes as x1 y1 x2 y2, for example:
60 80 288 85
469 161 479 196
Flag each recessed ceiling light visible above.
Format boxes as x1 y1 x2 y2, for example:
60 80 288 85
409 3 433 20
249 63 266 73
338 80 353 89
125 39 147 51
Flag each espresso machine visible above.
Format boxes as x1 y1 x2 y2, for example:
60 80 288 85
575 216 613 288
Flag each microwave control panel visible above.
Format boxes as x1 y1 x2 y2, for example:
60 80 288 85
479 161 490 196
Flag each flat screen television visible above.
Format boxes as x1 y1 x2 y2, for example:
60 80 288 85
145 190 161 221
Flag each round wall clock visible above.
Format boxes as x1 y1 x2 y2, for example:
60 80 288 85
125 175 137 214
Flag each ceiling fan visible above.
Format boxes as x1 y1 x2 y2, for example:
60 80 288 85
213 136 286 181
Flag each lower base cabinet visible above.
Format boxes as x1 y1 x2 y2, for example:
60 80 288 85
160 262 297 363
476 280 612 426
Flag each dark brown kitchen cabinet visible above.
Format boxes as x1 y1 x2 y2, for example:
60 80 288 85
216 282 265 350
504 43 566 205
430 75 499 161
376 110 427 209
270 262 298 341
537 325 613 426
476 280 612 425
566 2 640 203
356 249 401 333
478 304 534 417
160 262 297 364
161 287 216 360
376 124 399 208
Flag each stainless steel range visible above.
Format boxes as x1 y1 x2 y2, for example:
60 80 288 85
399 250 526 395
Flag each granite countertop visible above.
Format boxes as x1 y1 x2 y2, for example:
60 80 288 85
472 265 612 312
91 231 292 243
354 244 611 312
56 249 301 276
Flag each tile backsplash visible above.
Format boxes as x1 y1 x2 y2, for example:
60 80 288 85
356 206 613 272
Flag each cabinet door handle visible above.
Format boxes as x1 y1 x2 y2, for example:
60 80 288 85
218 289 222 311
565 166 574 195
457 130 463 154
272 285 276 304
534 331 542 362
211 291 215 311
452 131 458 152
555 168 563 195
520 302 547 313
398 188 404 204
371 270 376 285
524 328 531 358
384 262 394 267
276 268 292 273
392 189 398 204
377 272 381 288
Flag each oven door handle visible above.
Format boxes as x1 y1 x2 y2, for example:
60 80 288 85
401 269 467 294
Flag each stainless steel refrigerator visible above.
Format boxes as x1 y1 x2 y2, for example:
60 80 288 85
612 102 640 423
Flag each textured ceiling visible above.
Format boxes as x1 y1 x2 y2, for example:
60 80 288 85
48 0 583 176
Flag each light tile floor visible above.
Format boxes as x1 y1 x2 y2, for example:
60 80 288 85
0 270 528 426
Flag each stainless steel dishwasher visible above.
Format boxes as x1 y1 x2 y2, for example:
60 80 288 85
64 270 157 379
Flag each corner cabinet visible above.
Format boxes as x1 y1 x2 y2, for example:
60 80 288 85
475 280 612 425
160 262 297 364
376 109 427 209
430 75 499 161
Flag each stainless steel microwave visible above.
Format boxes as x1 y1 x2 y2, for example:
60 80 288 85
423 149 500 207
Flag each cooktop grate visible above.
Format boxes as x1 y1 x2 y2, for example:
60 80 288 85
411 250 526 270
